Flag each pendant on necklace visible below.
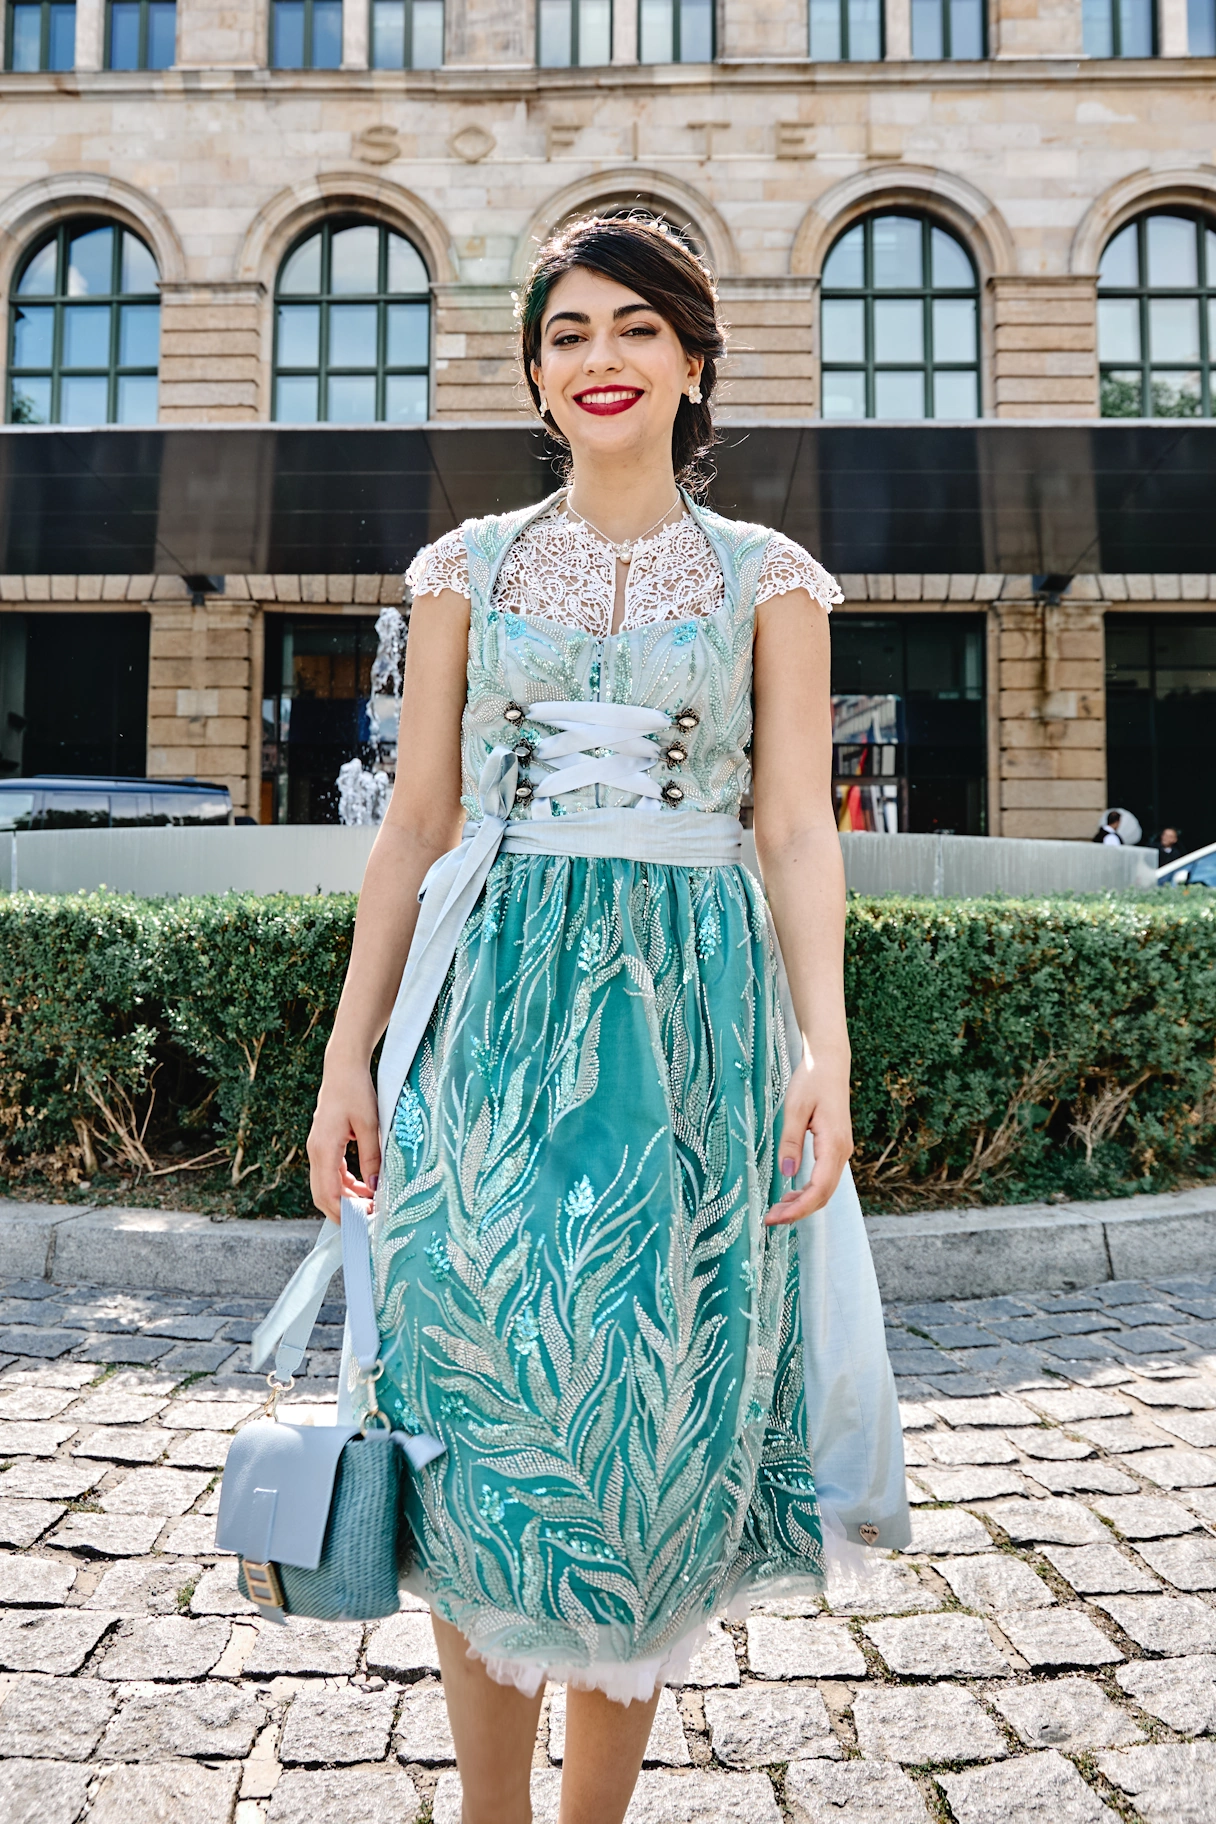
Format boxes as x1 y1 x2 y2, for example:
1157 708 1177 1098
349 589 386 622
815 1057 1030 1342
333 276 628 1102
615 544 633 564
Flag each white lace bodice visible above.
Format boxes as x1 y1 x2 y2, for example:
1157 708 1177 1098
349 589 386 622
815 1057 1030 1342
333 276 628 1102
405 502 841 635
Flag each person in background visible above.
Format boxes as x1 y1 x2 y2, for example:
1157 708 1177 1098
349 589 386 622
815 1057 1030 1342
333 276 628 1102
1154 826 1182 867
1094 811 1123 846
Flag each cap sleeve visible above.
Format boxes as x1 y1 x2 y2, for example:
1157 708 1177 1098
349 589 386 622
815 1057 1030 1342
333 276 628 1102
755 532 843 613
404 527 471 601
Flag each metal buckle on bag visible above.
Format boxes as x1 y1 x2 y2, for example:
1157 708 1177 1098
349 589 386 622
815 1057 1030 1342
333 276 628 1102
263 1371 295 1420
242 1558 285 1612
358 1360 393 1435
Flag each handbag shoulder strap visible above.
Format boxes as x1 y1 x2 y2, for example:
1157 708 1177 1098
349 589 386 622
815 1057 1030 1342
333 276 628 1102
251 1197 378 1382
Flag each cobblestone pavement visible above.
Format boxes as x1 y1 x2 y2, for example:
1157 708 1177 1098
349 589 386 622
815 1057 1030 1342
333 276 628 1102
1 1272 1216 1822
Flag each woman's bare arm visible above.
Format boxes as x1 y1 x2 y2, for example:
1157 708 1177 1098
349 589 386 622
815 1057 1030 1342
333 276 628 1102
750 586 852 1225
306 588 470 1219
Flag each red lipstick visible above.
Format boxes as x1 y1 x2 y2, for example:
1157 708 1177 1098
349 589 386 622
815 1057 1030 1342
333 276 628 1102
573 387 643 416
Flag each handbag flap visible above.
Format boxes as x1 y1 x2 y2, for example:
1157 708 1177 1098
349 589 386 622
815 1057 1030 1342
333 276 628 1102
216 1419 360 1570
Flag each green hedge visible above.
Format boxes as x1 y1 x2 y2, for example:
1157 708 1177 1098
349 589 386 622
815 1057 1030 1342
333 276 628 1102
0 891 1213 1215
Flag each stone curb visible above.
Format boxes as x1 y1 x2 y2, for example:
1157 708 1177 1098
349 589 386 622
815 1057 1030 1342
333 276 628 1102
0 1187 1213 1303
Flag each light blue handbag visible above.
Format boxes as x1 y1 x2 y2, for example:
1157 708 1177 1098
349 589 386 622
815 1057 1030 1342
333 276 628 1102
215 1197 445 1621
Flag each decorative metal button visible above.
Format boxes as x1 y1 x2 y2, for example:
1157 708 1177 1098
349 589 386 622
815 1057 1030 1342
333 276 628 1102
858 1522 879 1545
513 778 535 805
503 701 525 725
512 737 536 765
661 781 685 805
672 707 700 733
662 741 688 768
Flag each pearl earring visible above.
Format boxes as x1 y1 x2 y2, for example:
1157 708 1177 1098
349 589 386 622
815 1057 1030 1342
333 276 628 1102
688 383 703 404
538 391 548 416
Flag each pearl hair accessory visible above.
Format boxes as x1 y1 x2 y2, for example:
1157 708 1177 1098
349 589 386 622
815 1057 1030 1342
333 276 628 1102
688 383 703 404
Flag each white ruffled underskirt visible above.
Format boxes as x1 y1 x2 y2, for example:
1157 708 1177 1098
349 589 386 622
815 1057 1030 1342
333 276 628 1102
437 1504 882 1707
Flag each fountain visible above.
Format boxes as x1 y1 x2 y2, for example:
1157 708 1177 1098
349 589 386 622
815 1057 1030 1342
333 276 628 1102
337 603 407 827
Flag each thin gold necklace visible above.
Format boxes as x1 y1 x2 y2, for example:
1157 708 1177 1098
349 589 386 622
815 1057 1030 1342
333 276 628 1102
565 493 683 564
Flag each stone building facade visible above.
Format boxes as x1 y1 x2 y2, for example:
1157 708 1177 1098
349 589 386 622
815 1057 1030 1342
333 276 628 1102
1 0 1214 838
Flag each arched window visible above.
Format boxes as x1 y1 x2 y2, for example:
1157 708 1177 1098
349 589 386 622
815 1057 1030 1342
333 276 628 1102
272 219 431 424
1098 211 1215 418
7 219 160 425
820 212 980 420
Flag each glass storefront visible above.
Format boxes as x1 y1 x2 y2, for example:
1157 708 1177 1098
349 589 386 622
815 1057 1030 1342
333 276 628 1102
1106 614 1216 855
0 611 148 776
262 613 380 822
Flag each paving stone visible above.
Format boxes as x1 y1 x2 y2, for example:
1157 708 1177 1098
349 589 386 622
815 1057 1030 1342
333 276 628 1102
1150 1409 1216 1448
990 1675 1144 1750
937 1554 1055 1614
0 1362 98 1389
0 1552 75 1604
1090 1494 1205 1537
269 1765 421 1824
164 1429 231 1468
920 1428 1018 1464
394 1682 456 1762
279 1684 398 1764
50 1513 166 1556
1096 1742 1216 1824
978 1496 1109 1545
102 1679 264 1758
363 1608 442 1677
70 1425 173 1463
853 1682 1006 1765
72 1334 174 1363
702 1683 838 1766
0 1605 117 1672
84 1559 204 1615
995 1606 1123 1667
69 1392 168 1425
888 1351 945 1376
922 1324 993 1348
1093 1594 1216 1655
910 1466 1028 1501
862 1613 1010 1677
906 1507 993 1555
161 1515 224 1555
1067 1417 1170 1453
746 1615 866 1678
243 1613 363 1676
1116 1654 1216 1733
0 1327 80 1360
1025 1460 1141 1495
1004 1427 1093 1460
0 1460 103 1498
785 1760 932 1823
98 1466 211 1516
549 1685 690 1766
88 1760 242 1824
927 1395 1038 1428
1041 1336 1125 1363
0 1758 91 1824
0 1672 115 1758
1041 1543 1162 1594
937 1748 1117 1823
0 1420 76 1455
898 1403 937 1430
1114 1328 1187 1355
157 1341 238 1373
99 1614 231 1679
0 1386 75 1418
1135 1534 1216 1590
0 1497 65 1546
988 1318 1070 1343
1123 1447 1216 1489
1027 1389 1133 1423
142 1312 230 1340
1132 1379 1216 1409
1185 1487 1216 1525
674 1621 739 1685
189 1562 256 1615
826 1557 942 1615
160 1398 260 1430
1115 1303 1186 1327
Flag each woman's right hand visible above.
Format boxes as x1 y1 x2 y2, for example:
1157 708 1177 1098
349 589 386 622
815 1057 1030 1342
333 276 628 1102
307 1059 382 1222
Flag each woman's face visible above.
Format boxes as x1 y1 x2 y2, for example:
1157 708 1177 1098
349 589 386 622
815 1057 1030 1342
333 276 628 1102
531 267 703 470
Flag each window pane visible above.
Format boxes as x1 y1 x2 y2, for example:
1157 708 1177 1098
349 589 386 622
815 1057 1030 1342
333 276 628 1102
823 225 864 289
411 0 443 65
312 0 342 65
372 0 404 64
578 0 610 62
809 0 842 57
1190 0 1216 51
949 0 983 54
109 1 140 66
121 234 159 294
10 4 41 69
147 0 175 66
822 298 865 363
276 302 320 366
330 225 380 294
639 0 673 61
911 0 943 57
872 215 922 289
280 233 322 295
116 373 158 423
1147 215 1198 288
272 0 305 66
275 374 319 421
385 373 429 422
1119 0 1153 51
119 302 159 365
60 375 110 423
10 377 51 424
12 305 53 367
1149 297 1200 364
387 233 428 293
18 241 58 296
1099 223 1139 288
933 368 978 417
678 0 712 58
1150 371 1202 417
329 302 378 367
1098 296 1141 361
1082 0 1113 52
931 226 972 289
539 0 571 62
822 370 867 419
848 0 881 57
387 301 428 366
327 374 377 421
62 304 112 368
875 298 924 362
48 2 75 66
68 227 114 297
932 297 976 362
874 370 926 417
1101 370 1143 416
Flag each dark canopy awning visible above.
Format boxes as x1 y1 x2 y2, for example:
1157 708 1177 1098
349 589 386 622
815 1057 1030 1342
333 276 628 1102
1 419 1212 578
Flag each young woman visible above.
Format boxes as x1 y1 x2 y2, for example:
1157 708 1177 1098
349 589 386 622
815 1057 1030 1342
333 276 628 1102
307 215 907 1824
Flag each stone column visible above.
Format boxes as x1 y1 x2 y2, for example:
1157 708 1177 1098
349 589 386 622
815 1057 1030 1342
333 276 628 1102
613 0 638 61
1158 0 1189 54
158 284 265 422
992 0 1083 56
995 585 1107 840
146 596 258 817
990 277 1097 418
75 0 105 69
344 0 370 67
177 0 266 67
884 0 911 59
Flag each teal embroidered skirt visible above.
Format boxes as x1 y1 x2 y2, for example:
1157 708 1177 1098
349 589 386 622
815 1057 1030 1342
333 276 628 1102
371 851 824 1695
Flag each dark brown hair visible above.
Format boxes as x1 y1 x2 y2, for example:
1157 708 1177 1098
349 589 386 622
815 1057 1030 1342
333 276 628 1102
515 213 727 492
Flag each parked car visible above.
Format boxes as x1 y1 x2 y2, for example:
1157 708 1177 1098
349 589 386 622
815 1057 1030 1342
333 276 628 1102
0 777 232 831
1158 841 1216 889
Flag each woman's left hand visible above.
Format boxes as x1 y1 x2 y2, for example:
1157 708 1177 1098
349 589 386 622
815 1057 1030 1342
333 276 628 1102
765 1053 854 1225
